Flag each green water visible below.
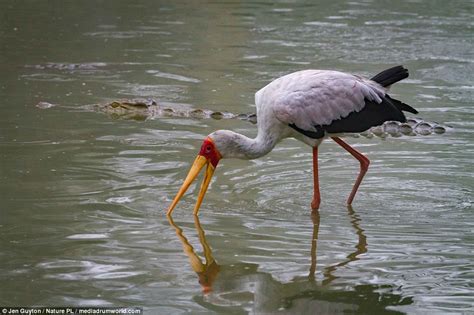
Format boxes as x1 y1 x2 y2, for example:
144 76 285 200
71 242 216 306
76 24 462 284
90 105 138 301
1 1 473 314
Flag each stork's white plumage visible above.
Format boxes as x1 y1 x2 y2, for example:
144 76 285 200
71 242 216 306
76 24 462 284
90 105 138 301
167 66 418 216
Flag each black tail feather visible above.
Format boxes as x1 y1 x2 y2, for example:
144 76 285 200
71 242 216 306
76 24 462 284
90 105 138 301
386 95 418 114
371 65 409 87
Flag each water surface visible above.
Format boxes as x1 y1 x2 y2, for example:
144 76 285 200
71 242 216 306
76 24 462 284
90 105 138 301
1 1 473 314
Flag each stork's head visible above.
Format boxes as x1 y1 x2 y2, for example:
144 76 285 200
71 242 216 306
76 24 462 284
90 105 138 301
166 135 223 216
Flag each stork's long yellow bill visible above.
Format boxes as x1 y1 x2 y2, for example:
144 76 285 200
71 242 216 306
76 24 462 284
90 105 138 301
167 155 216 216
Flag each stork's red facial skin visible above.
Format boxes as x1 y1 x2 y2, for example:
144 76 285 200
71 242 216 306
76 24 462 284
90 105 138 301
199 138 221 167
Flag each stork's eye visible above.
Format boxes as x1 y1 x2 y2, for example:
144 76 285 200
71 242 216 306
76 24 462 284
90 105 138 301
205 145 212 153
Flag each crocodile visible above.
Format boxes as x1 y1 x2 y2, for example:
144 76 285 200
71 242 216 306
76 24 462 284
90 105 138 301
92 99 258 124
37 99 449 137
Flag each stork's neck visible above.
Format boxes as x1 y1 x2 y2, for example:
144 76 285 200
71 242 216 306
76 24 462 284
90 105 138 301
210 130 279 160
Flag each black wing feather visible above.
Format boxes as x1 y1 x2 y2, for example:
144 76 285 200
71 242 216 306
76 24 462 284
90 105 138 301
290 96 412 139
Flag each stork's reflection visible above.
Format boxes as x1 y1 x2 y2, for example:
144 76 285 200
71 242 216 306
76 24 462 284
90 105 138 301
322 205 368 285
308 206 368 284
166 208 410 312
168 205 367 291
167 215 220 293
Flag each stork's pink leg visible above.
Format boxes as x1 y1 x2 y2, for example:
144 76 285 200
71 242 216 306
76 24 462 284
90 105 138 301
331 137 370 205
311 146 321 210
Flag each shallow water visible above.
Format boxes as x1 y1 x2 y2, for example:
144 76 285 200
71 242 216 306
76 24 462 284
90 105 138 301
0 1 473 314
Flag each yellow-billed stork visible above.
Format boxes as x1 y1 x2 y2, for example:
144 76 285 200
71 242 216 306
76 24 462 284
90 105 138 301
167 65 418 216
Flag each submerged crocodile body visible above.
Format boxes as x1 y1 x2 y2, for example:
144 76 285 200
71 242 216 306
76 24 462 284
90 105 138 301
36 99 448 137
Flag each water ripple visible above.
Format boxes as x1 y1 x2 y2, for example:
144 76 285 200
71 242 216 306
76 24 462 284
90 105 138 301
2 0 473 312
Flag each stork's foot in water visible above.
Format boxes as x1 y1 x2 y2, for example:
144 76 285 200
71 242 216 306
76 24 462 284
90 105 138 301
311 198 320 211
